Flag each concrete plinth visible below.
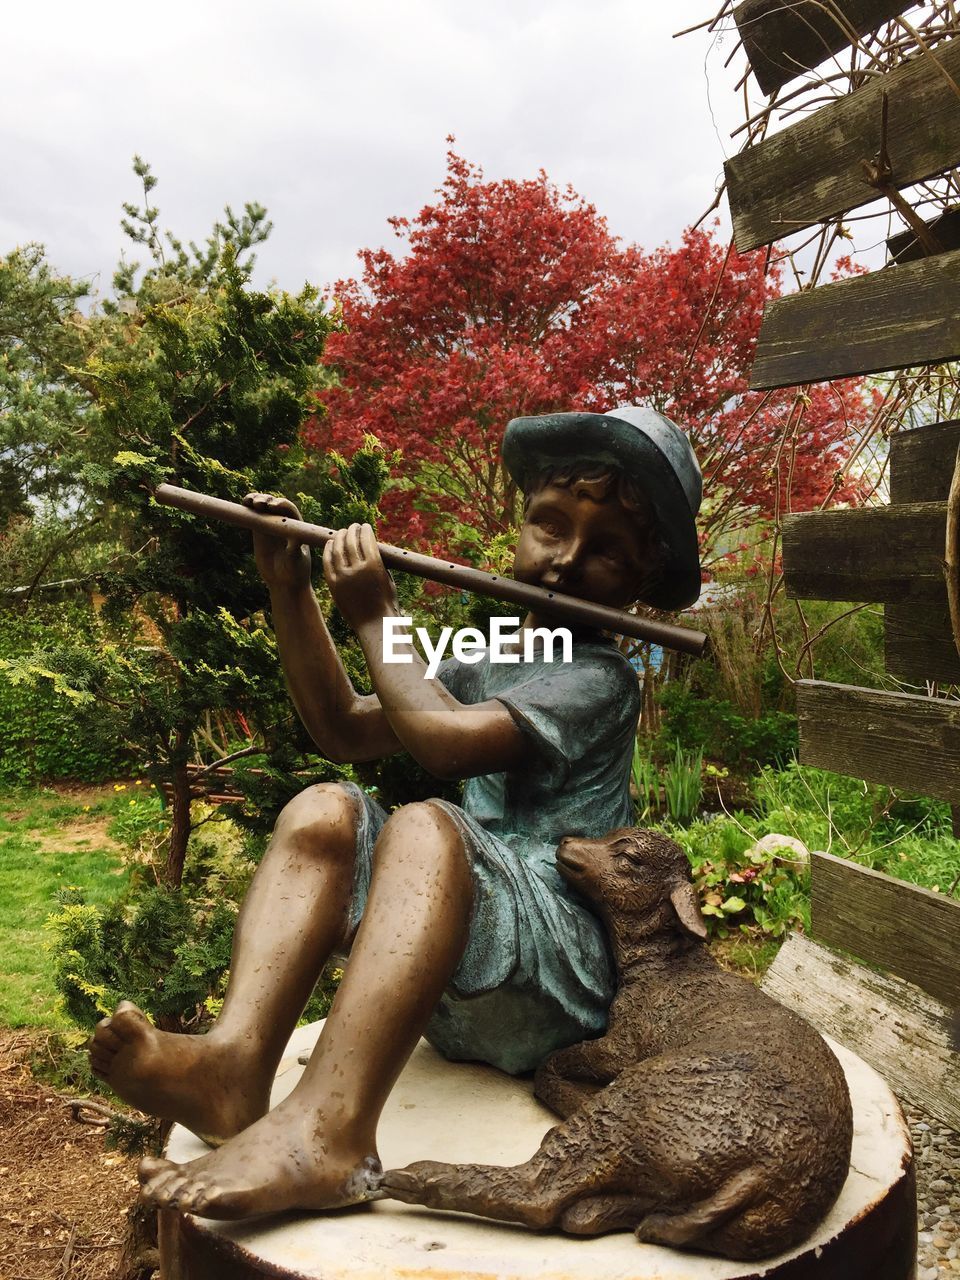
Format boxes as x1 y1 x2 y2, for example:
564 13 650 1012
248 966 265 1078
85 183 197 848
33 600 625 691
159 1023 916 1280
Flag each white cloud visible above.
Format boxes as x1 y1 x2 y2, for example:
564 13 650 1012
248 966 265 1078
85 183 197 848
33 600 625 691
2 2 744 295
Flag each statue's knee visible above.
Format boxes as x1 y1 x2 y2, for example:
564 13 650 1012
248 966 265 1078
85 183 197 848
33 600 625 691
276 782 357 859
380 800 454 845
376 803 464 866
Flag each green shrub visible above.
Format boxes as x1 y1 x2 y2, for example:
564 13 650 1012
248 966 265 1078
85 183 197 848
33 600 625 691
47 883 238 1031
662 759 958 952
657 683 798 770
749 761 959 889
0 601 129 784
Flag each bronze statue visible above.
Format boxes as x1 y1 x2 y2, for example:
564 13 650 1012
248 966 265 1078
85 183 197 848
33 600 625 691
88 406 705 1222
385 827 854 1260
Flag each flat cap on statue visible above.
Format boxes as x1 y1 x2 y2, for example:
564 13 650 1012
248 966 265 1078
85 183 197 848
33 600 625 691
503 405 703 611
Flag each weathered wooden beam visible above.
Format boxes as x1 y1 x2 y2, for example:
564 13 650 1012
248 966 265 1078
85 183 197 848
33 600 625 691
726 35 960 253
796 678 960 802
735 0 916 97
885 421 960 683
885 601 960 686
750 248 960 388
810 850 960 1006
889 419 960 505
762 932 960 1131
888 208 960 265
782 504 946 602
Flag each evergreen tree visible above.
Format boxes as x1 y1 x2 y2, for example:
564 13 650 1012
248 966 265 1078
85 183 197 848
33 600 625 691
0 242 91 522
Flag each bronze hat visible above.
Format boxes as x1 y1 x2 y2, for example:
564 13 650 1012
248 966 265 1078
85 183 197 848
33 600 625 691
502 405 702 611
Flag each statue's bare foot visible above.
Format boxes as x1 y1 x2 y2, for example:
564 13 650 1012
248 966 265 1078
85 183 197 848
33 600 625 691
138 1093 383 1219
89 1001 270 1142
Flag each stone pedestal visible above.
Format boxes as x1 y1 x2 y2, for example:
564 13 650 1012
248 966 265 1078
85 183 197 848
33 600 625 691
159 1024 916 1280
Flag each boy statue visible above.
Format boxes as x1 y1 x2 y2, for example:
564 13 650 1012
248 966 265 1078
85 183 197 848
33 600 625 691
89 405 702 1221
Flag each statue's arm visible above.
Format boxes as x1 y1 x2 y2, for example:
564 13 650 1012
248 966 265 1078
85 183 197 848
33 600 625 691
252 501 528 775
248 493 399 763
268 579 402 763
328 524 528 780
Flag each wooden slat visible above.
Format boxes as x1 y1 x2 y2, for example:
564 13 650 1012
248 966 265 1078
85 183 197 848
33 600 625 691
889 419 960 504
762 932 960 1131
735 0 916 97
750 248 960 388
888 208 960 265
884 421 960 682
782 504 945 602
810 850 960 1005
797 678 960 802
726 35 960 252
885 600 960 685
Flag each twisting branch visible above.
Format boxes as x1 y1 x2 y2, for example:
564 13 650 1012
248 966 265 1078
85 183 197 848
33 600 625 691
946 445 960 662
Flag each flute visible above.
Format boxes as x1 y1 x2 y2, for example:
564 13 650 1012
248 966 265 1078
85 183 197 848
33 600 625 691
154 484 708 658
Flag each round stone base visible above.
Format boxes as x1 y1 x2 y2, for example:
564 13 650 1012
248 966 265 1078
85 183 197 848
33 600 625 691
159 1024 916 1280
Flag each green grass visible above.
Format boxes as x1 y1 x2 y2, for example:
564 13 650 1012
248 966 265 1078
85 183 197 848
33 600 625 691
0 786 130 1027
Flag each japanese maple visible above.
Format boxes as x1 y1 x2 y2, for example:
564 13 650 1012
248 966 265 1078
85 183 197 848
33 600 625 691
307 146 872 567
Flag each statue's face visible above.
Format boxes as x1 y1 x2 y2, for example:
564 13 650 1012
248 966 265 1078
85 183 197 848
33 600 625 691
513 482 652 610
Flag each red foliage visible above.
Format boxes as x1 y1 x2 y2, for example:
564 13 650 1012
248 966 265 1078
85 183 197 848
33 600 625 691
306 147 874 563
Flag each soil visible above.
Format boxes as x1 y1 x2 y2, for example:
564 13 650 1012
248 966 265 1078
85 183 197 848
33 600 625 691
33 822 124 857
0 1031 149 1280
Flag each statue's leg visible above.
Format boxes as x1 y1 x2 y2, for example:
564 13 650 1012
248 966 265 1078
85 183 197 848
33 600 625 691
560 1194 654 1235
89 782 360 1142
384 1157 570 1230
533 1074 602 1118
137 800 473 1220
635 1167 764 1251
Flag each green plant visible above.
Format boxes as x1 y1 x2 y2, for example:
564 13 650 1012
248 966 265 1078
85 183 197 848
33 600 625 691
663 742 703 824
303 962 344 1023
106 784 166 848
631 737 660 820
47 881 238 1031
0 601 130 785
670 817 810 944
657 683 798 772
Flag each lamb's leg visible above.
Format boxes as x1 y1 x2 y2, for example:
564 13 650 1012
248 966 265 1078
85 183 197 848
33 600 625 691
560 1193 654 1236
534 1038 618 1119
383 1157 565 1229
636 1168 764 1250
534 1073 602 1118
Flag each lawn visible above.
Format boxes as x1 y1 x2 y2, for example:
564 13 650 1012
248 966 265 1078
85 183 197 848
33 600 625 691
0 785 130 1026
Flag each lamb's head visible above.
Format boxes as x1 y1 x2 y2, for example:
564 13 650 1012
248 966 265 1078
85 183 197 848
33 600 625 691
556 827 707 943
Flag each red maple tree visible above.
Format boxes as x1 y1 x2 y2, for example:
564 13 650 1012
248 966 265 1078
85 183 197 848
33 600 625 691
307 147 873 567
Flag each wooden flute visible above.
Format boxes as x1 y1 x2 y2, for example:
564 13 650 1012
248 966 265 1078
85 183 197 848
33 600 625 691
154 484 708 657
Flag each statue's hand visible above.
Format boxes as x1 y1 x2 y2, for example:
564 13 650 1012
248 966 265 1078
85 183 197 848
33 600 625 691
243 493 312 592
323 522 400 631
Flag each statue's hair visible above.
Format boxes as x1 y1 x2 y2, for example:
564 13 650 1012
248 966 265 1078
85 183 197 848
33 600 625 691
522 462 667 606
522 462 652 524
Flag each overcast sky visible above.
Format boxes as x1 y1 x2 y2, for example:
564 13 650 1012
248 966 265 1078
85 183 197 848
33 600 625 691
3 2 750 298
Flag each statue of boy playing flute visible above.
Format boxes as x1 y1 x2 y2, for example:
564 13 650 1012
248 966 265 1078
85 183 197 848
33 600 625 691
89 406 702 1221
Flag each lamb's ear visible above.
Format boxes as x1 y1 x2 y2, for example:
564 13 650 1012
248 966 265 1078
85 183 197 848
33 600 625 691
669 881 708 940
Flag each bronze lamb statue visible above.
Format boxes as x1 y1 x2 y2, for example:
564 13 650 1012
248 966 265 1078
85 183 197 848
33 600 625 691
384 827 853 1260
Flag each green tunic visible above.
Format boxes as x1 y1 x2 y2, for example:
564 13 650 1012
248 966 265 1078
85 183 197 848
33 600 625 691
346 636 639 1074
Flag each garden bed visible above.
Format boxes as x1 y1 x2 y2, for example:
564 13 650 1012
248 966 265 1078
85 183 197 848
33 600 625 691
0 1030 141 1280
